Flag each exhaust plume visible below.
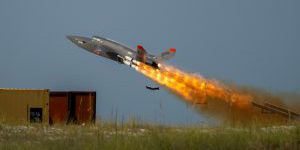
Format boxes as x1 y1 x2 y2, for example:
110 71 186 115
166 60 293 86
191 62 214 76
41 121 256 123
135 62 300 123
136 63 253 110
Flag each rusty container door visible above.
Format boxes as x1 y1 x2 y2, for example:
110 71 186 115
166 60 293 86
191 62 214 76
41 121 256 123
73 92 96 124
49 92 69 124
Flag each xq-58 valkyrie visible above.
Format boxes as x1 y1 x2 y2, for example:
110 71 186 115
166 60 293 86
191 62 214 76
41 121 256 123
67 35 176 69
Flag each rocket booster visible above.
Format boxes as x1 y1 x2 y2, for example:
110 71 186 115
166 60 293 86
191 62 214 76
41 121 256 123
122 56 139 70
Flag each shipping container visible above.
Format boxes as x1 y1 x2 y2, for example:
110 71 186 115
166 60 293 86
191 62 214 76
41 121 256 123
49 91 96 124
0 88 49 124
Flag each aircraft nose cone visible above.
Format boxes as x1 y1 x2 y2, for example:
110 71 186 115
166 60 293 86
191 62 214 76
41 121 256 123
66 35 77 43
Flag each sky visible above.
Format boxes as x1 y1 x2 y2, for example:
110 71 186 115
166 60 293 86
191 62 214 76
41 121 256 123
0 0 299 125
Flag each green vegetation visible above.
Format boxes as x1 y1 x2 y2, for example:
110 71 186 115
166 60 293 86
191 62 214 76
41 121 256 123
0 122 299 150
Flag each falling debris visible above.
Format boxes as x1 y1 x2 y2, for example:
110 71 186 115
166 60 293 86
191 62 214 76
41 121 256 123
146 86 160 90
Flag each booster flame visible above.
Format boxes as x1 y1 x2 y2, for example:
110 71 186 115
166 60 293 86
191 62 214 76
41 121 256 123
135 63 253 110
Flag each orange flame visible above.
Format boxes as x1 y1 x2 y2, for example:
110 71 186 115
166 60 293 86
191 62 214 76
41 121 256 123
135 63 253 109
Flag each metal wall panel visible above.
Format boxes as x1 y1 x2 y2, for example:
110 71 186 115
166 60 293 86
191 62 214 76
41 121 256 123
0 89 49 124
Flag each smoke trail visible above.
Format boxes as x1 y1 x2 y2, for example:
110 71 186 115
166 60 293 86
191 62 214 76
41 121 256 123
134 63 300 123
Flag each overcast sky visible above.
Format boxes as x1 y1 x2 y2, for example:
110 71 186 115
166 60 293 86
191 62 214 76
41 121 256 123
0 0 299 125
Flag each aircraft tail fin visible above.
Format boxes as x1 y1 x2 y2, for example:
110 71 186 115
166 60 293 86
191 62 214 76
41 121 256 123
136 45 147 62
157 48 176 62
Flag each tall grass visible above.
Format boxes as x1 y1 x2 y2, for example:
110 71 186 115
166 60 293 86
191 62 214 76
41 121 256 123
0 121 299 150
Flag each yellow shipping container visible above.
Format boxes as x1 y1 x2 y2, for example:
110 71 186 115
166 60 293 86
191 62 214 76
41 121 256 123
0 88 49 124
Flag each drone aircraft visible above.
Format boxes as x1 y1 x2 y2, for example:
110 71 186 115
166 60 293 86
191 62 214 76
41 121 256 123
67 35 176 70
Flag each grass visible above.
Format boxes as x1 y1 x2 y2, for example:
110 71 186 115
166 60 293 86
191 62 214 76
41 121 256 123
0 121 299 150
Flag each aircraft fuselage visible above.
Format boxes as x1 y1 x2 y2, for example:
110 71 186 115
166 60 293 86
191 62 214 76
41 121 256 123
67 35 159 69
